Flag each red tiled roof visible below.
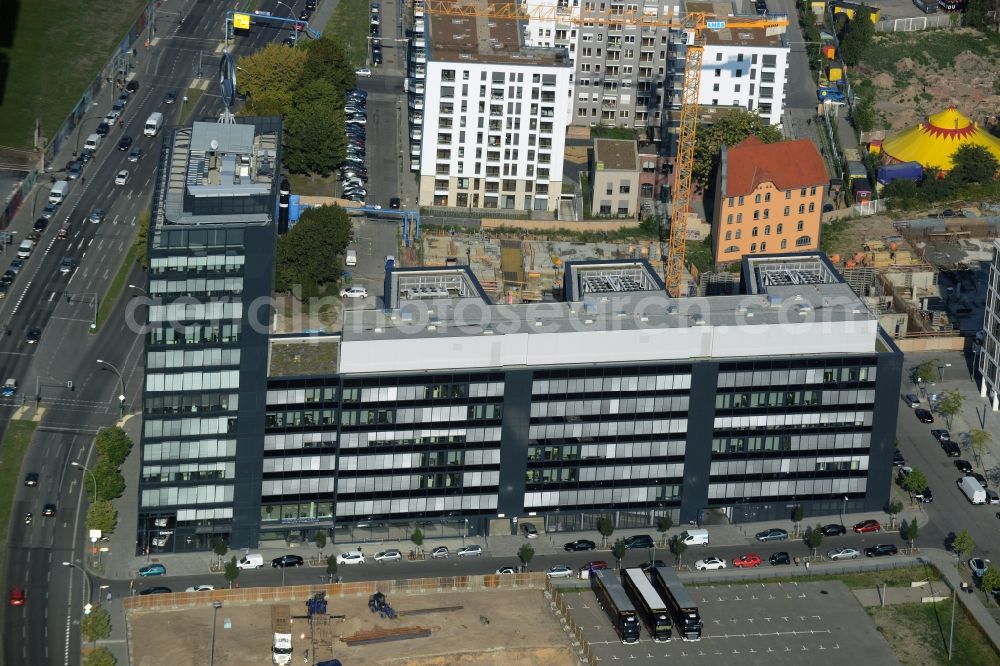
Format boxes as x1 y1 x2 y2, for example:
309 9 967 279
724 136 828 197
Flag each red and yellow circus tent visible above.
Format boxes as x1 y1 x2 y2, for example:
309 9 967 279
881 106 1000 171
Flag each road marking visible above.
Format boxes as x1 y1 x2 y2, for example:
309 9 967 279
48 292 55 302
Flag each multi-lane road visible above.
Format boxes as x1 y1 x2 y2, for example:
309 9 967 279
1 1 317 664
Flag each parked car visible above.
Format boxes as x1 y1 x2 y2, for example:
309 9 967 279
915 487 934 503
67 161 83 180
732 553 763 568
865 544 898 557
970 558 991 577
987 489 1000 505
390 197 401 209
40 204 57 220
340 286 368 299
853 519 881 533
457 544 483 557
545 565 573 578
185 585 216 592
755 528 788 542
892 449 906 466
374 549 402 562
32 218 47 233
624 534 655 550
694 556 727 571
522 523 538 538
139 587 172 595
580 560 609 573
932 429 951 442
639 560 668 574
943 441 961 457
769 551 791 566
335 551 365 565
355 67 372 77
563 539 596 552
139 563 167 576
820 524 847 537
271 554 304 568
904 393 921 408
96 121 110 137
495 567 516 575
430 546 449 559
915 408 934 423
973 472 990 488
126 79 140 93
828 547 860 560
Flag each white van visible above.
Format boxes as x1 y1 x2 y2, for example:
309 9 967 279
345 249 358 266
84 133 100 151
959 476 987 505
17 239 34 259
679 529 710 546
237 553 265 569
49 180 70 205
144 112 164 137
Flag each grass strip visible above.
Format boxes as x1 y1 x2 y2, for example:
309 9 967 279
93 245 138 332
0 421 40 595
323 0 372 67
180 88 207 125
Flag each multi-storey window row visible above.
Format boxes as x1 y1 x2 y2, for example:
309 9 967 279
339 449 500 471
711 431 871 455
264 432 337 451
339 428 502 449
146 348 241 369
143 438 237 461
718 363 876 388
145 392 238 416
714 388 876 411
525 484 680 510
148 323 241 346
143 461 235 483
335 494 499 522
707 476 868 501
149 254 245 276
149 276 244 298
141 484 234 508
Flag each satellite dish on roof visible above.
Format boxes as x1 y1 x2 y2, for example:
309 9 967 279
210 139 219 151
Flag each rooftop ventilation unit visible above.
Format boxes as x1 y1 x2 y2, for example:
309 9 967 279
691 314 706 326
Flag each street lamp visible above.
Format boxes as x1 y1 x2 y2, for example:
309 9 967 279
274 1 298 44
96 359 127 417
72 461 99 500
127 283 148 295
938 363 952 382
841 495 848 527
209 601 223 666
62 561 93 613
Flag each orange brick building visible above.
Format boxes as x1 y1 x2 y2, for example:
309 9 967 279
712 136 828 266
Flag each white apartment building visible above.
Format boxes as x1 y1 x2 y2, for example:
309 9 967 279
979 239 1000 409
420 0 573 212
699 26 789 126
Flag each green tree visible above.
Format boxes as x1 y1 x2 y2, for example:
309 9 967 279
669 535 688 566
274 204 353 299
213 537 229 568
982 567 1000 603
80 605 111 644
791 505 805 536
611 538 628 570
315 530 327 554
902 519 919 549
96 427 133 467
411 527 424 547
518 543 535 571
693 109 782 189
92 461 125 502
325 555 338 582
224 556 240 589
805 526 823 557
883 179 924 211
964 0 991 29
900 468 929 503
83 647 116 666
597 516 615 548
949 144 999 185
86 500 118 533
936 389 964 428
970 429 994 471
839 5 875 66
282 79 347 175
655 515 673 545
236 44 309 114
952 529 975 559
885 498 903 529
914 359 938 384
300 37 356 97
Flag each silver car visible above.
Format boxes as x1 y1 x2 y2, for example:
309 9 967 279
374 549 402 563
827 547 860 560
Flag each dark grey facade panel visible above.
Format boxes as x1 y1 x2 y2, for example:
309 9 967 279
679 361 718 524
496 370 532 517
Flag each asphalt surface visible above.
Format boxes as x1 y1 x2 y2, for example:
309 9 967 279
1 1 312 664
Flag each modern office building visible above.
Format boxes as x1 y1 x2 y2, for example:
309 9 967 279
258 254 902 545
979 238 1000 409
418 0 573 212
137 118 281 553
713 136 828 266
700 26 789 126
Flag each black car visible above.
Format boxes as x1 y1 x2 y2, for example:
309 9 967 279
1 271 15 286
390 197 401 209
41 204 58 220
932 429 951 443
564 539 596 552
639 559 668 573
972 472 989 488
943 441 961 457
915 487 933 503
33 218 48 233
165 90 177 104
820 523 847 537
78 149 94 164
624 534 655 550
755 0 768 13
96 121 110 137
272 554 304 568
67 161 83 180
23 473 39 487
956 459 974 474
769 551 791 566
372 50 383 65
892 449 906 466
118 135 133 151
139 586 172 595
915 408 934 424
865 544 898 557
126 80 140 93
42 504 56 516
25 328 41 344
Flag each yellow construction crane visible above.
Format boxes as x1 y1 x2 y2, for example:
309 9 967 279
423 2 788 296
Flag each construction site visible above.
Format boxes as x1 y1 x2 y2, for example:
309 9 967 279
127 580 578 666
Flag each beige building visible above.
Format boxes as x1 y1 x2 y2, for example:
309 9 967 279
590 139 640 218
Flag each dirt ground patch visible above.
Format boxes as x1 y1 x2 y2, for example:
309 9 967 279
129 589 577 666
867 602 1000 666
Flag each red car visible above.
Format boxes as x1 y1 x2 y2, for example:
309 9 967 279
580 560 609 573
9 588 25 606
853 519 881 533
732 553 763 568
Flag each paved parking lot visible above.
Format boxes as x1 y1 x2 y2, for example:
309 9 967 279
563 580 898 665
344 218 401 308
